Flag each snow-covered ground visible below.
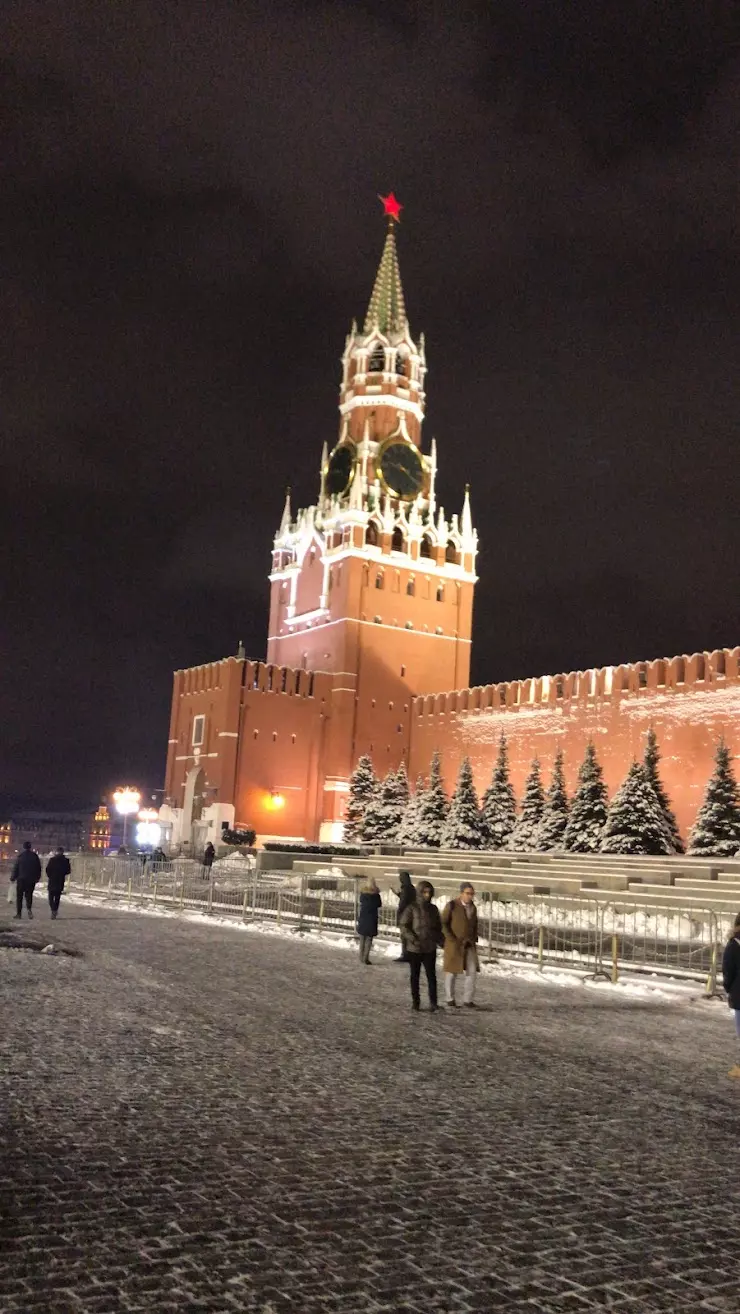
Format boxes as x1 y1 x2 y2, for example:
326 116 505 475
63 890 721 1007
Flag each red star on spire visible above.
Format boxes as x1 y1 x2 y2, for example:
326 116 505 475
379 192 403 222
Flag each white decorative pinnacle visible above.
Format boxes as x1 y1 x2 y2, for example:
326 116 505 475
279 489 292 535
461 485 474 550
428 437 437 517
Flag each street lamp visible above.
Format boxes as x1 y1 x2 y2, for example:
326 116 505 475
136 807 161 848
113 787 141 849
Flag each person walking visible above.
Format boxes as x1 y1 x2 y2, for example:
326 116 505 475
722 912 740 1077
46 847 71 920
202 842 215 879
399 880 444 1011
395 870 416 963
356 876 382 965
442 882 480 1008
12 841 42 920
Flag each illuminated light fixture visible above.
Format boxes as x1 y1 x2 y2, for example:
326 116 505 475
266 790 285 810
113 786 141 848
136 820 161 847
138 807 159 824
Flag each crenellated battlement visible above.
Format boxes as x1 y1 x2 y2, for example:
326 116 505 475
413 647 740 719
175 655 332 700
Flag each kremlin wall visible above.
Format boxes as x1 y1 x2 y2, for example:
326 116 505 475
161 203 738 852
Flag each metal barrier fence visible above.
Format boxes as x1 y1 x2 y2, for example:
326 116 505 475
63 856 732 995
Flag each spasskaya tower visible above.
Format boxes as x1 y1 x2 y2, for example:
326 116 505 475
266 194 477 829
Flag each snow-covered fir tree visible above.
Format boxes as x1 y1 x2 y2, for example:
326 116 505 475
536 749 569 851
509 759 545 851
688 739 740 857
440 757 487 849
601 761 673 854
398 774 426 847
343 754 377 843
643 727 684 854
481 732 517 850
415 751 449 848
563 741 609 852
361 765 408 843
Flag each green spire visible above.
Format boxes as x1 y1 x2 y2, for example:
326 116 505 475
364 221 407 334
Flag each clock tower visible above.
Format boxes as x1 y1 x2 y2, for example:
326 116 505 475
266 196 478 835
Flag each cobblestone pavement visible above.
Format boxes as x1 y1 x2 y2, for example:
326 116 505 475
1 897 737 1314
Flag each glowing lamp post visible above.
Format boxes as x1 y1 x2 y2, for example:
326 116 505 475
136 807 161 848
113 787 141 849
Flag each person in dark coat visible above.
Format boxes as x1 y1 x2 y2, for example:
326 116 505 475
722 912 740 1078
399 880 444 1011
395 870 416 963
202 842 215 878
46 847 71 920
12 841 42 920
356 876 382 965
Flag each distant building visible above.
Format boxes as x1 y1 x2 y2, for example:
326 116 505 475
89 804 111 851
1 811 91 856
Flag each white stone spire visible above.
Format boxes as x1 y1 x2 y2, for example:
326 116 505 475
279 488 292 534
461 484 474 548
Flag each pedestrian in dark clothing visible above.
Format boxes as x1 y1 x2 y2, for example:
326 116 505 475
202 842 215 879
46 847 71 920
722 912 740 1078
12 842 42 919
395 870 416 962
357 877 382 964
399 880 444 1011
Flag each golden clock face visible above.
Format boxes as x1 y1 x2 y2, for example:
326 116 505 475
378 440 424 500
325 442 356 496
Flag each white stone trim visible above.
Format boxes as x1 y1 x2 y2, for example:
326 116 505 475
218 732 239 738
339 394 424 422
271 615 472 642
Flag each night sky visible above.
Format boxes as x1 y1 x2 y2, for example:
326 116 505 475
3 1 739 810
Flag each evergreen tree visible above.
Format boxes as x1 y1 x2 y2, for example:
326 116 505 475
536 749 569 851
563 742 609 852
398 774 426 847
415 751 449 848
481 732 517 850
643 727 684 854
509 758 545 851
440 757 487 849
343 754 377 842
361 766 408 843
601 761 673 854
689 739 740 857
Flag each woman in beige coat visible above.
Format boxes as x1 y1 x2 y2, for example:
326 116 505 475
441 882 479 1007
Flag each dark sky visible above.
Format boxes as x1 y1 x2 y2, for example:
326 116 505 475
2 1 740 809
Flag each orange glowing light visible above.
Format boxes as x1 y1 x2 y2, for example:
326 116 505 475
266 790 285 811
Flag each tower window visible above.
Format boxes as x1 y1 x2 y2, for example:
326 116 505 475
272 732 278 742
445 542 458 564
696 655 706 680
406 578 415 596
369 344 385 373
420 536 433 558
436 584 444 602
717 651 726 675
400 665 406 677
375 572 384 589
366 523 378 547
395 353 406 378
391 527 404 552
192 715 205 747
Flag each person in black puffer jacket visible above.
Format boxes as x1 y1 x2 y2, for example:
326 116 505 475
722 912 740 1078
12 842 42 920
399 880 444 1012
46 847 71 919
